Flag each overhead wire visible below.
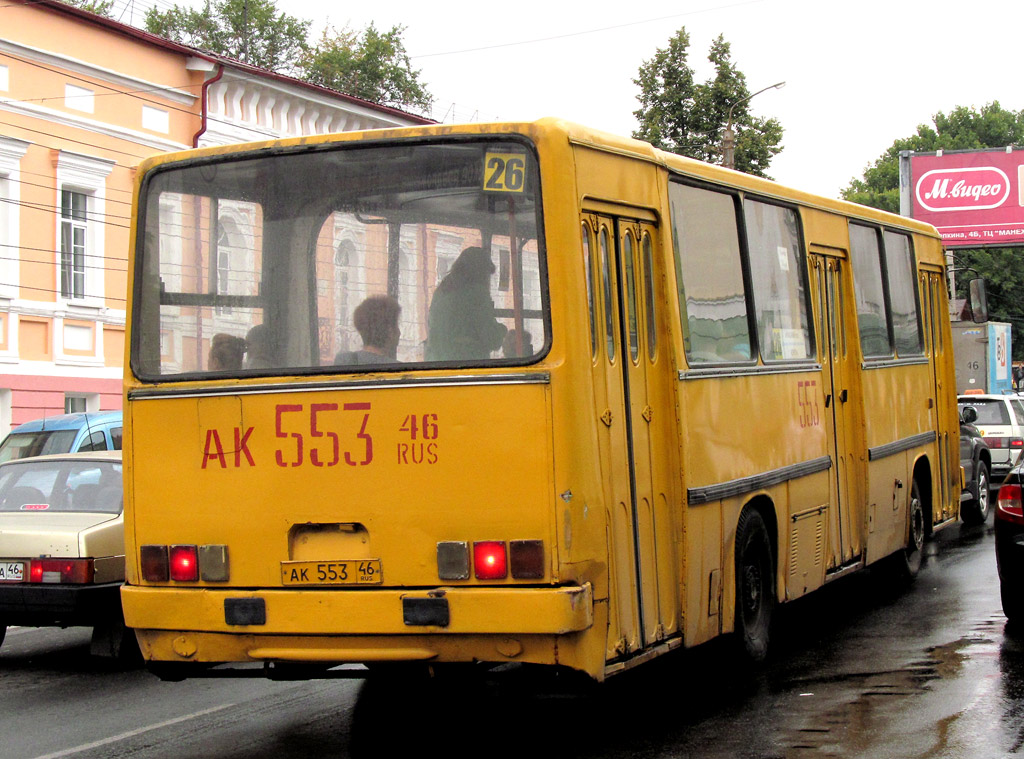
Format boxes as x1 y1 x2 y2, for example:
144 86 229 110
410 0 767 59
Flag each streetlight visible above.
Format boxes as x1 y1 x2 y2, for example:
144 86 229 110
721 81 785 170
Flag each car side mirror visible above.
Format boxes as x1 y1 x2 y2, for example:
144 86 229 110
961 406 978 424
968 278 989 324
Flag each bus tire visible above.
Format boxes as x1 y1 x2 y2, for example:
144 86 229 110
961 462 990 527
899 477 927 580
734 508 774 661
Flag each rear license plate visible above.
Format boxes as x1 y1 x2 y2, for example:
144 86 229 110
280 560 382 586
0 562 24 582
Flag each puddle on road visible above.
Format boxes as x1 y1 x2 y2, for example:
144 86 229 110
770 621 1018 758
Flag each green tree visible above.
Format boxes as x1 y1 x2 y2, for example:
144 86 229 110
145 0 310 75
842 102 1024 213
302 23 432 113
59 0 116 17
145 1 431 112
953 248 1024 359
843 102 1024 357
633 29 784 178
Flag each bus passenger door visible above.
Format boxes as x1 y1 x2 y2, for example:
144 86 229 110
811 252 862 570
921 267 957 520
584 211 678 662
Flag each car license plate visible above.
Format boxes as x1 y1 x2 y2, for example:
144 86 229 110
280 560 382 586
0 562 24 582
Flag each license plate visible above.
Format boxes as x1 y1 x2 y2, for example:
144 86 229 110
280 559 382 586
0 562 24 582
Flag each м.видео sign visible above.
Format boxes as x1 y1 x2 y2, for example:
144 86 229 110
905 147 1024 248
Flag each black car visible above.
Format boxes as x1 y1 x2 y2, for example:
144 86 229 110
960 406 993 526
996 470 1024 625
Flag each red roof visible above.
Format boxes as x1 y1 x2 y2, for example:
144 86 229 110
23 0 435 125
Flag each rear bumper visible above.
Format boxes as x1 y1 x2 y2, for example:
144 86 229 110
123 583 593 637
0 582 122 626
123 583 595 669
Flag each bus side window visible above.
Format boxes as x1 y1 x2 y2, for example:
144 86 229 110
599 226 616 363
849 223 893 358
668 182 752 364
743 199 811 362
582 222 598 360
642 232 656 361
882 231 923 356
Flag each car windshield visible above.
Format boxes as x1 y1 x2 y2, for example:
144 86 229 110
959 399 1010 426
0 459 122 514
0 430 78 463
134 139 547 378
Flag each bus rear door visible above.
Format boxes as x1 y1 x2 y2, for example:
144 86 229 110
584 209 679 664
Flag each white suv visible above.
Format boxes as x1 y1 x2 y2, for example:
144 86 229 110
958 394 1024 488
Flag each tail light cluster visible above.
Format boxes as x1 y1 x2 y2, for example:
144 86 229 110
983 437 1024 450
140 544 229 583
28 558 94 584
436 540 544 581
996 484 1024 526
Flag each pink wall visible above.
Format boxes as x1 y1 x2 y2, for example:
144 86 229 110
0 374 121 426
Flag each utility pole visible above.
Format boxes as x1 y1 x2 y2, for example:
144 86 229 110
722 81 785 170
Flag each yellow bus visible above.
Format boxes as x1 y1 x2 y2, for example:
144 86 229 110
121 119 980 682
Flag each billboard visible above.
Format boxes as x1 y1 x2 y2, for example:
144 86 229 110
901 147 1024 248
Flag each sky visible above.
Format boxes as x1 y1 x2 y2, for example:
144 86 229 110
123 0 1023 199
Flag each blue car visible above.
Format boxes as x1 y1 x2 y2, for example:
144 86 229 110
0 411 122 463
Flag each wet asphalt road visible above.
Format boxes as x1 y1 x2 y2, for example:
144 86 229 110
0 517 1020 759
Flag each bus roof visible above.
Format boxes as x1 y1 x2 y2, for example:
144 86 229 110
133 117 943 243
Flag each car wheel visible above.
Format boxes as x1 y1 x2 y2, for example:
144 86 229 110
1001 580 1024 628
961 462 990 526
90 612 141 664
734 507 774 661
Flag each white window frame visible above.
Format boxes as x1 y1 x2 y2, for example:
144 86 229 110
54 151 115 307
65 84 95 113
0 389 11 439
142 105 170 133
0 137 29 302
60 188 88 300
64 393 99 413
0 65 9 92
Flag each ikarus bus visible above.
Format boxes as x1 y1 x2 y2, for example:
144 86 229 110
121 119 983 682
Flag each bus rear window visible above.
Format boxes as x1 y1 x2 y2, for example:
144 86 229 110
134 141 547 378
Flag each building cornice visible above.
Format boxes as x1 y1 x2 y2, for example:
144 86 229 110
0 97 190 153
0 38 199 106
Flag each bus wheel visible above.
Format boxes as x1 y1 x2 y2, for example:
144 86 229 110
900 478 926 579
734 508 774 661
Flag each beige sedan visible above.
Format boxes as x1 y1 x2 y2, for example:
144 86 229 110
0 451 134 659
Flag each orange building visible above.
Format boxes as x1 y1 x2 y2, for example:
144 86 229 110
0 0 430 433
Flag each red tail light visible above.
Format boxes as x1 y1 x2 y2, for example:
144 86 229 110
141 544 229 582
473 541 507 580
1011 438 1024 449
28 558 94 584
169 545 199 582
984 437 1009 449
996 483 1024 525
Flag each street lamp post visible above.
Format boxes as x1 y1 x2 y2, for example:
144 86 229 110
721 81 785 170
